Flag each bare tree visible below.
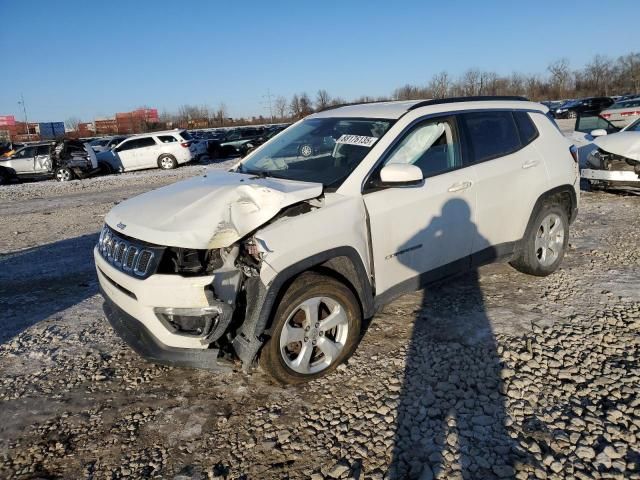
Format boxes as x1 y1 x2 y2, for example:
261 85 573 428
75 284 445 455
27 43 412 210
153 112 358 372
274 96 288 119
427 72 451 99
547 59 572 99
617 52 640 92
289 94 301 118
65 116 81 131
215 102 228 127
584 55 613 96
315 89 331 110
299 93 314 116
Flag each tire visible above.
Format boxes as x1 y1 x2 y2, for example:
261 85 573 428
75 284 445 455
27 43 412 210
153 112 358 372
568 110 577 119
260 272 362 384
0 170 9 185
55 167 74 182
99 162 114 175
158 154 178 170
510 202 569 276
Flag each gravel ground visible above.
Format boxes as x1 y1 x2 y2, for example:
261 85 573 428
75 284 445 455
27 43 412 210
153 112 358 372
0 160 639 479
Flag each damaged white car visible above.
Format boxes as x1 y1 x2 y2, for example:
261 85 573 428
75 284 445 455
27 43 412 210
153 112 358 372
95 97 580 384
580 116 640 189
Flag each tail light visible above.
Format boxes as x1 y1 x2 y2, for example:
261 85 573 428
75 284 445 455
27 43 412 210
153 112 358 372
601 113 611 119
569 145 578 163
180 141 190 148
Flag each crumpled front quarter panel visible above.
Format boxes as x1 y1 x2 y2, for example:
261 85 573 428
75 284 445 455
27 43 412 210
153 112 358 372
255 194 371 286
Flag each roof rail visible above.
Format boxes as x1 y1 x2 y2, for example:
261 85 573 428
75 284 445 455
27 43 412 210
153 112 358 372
319 99 396 112
408 96 529 110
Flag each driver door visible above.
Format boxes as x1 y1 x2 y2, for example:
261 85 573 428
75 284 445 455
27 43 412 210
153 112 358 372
363 116 477 296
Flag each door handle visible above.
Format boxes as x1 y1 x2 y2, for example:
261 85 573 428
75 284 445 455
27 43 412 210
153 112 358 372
448 181 473 192
522 159 539 169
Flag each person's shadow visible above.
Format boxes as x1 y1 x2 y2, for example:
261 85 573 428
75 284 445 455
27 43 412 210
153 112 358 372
389 198 534 479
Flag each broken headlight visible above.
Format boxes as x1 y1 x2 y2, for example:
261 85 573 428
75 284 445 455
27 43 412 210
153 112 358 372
158 247 224 276
586 148 603 169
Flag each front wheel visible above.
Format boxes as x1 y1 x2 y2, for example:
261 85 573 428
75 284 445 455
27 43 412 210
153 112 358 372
510 203 569 276
568 110 577 119
158 154 178 170
260 272 362 384
55 167 74 182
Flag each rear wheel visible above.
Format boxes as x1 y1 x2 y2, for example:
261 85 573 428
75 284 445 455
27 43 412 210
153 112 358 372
0 170 10 185
510 203 569 276
158 154 178 170
260 272 362 384
55 167 74 182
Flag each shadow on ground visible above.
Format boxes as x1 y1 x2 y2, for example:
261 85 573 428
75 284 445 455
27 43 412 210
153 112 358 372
389 199 537 479
0 233 99 344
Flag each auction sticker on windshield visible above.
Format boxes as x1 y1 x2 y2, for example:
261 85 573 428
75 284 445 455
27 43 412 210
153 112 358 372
336 135 378 147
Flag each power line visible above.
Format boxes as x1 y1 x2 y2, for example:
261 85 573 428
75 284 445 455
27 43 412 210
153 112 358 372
17 93 31 141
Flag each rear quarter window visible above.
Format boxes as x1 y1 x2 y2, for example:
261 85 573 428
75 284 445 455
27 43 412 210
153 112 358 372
460 111 522 163
157 135 178 143
513 111 539 145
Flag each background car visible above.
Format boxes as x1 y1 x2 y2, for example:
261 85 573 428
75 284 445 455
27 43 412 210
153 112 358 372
89 136 129 153
96 130 193 172
207 127 265 158
238 124 289 157
553 97 614 119
599 97 640 128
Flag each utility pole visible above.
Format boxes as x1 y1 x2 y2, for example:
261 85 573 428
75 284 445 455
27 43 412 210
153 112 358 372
261 89 275 123
18 93 30 141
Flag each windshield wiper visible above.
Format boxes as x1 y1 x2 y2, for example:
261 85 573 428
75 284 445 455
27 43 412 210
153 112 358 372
238 164 272 178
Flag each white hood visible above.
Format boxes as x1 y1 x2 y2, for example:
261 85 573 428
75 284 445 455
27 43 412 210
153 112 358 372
105 170 323 249
594 131 640 162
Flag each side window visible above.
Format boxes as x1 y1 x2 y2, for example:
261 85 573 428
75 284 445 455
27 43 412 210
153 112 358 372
574 115 619 134
36 145 51 156
118 137 156 151
383 117 462 178
157 135 178 143
460 111 521 163
17 147 36 158
513 111 539 146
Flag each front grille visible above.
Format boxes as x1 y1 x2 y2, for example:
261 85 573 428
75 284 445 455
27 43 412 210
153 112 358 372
97 225 163 279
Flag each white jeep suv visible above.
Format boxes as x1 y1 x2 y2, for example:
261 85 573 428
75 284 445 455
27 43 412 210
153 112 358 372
95 97 579 384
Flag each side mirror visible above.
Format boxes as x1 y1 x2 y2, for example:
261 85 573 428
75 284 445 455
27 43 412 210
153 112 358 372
379 163 424 187
590 129 608 137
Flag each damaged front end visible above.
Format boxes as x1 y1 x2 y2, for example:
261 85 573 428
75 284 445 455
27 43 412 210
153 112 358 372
582 147 640 188
96 171 324 370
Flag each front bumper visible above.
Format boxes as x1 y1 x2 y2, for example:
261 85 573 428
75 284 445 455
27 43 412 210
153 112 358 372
102 286 231 371
581 168 640 184
95 248 235 367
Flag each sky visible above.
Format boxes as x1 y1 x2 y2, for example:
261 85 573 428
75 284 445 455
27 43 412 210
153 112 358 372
1 0 638 123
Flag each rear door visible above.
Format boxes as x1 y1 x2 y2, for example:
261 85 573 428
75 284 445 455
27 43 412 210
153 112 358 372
459 110 547 259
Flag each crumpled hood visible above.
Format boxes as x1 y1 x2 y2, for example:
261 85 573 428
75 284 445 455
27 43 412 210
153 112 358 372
595 131 640 162
105 170 323 249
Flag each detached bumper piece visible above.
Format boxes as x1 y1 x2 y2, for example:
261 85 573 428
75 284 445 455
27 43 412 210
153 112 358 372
581 168 640 186
102 288 232 372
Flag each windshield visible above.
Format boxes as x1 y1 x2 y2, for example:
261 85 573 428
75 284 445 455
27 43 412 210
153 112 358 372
238 117 393 187
625 118 640 132
91 139 109 147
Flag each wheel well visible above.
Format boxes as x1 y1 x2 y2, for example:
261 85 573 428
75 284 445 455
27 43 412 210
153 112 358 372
232 248 374 369
523 185 577 241
262 256 369 335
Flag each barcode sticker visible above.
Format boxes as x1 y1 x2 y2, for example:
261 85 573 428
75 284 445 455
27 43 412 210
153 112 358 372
336 135 378 147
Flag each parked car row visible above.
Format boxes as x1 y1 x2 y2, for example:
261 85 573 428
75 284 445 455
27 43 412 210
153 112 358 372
546 95 640 125
0 124 290 185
